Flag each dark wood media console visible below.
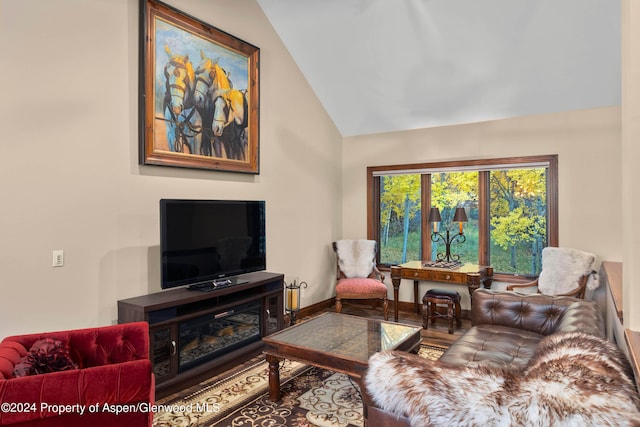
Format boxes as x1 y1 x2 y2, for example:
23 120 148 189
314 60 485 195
118 271 284 397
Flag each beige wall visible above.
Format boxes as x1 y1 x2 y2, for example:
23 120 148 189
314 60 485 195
0 0 342 338
343 107 623 309
0 0 635 338
622 0 640 331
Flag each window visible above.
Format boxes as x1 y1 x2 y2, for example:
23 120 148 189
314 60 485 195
367 155 558 279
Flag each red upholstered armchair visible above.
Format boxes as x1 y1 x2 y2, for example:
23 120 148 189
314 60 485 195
0 322 154 426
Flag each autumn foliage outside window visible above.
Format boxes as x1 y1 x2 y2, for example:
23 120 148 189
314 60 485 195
368 155 558 278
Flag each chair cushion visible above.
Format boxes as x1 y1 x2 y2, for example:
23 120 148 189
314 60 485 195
424 289 461 302
439 324 542 370
336 278 387 294
537 247 596 296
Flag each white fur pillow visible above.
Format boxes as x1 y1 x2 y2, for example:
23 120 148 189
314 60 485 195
537 247 598 295
335 239 376 278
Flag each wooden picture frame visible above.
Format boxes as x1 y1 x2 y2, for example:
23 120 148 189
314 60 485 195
139 0 260 173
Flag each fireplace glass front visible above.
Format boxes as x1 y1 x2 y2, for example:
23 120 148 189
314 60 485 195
178 301 261 372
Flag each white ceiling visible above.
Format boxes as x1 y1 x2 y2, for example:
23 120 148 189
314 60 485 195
257 0 620 137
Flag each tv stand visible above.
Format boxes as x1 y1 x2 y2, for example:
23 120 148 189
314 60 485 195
117 271 284 398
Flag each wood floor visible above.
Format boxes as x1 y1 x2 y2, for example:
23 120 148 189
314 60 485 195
319 301 470 348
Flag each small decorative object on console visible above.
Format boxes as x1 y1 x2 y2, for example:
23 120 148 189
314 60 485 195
422 260 463 269
427 206 468 265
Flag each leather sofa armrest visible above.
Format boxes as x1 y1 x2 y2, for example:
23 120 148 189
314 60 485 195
553 300 605 337
471 289 581 336
363 363 411 427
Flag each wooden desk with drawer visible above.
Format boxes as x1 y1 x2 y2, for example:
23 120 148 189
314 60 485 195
390 261 493 322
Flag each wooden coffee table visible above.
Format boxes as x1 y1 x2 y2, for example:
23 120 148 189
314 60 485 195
262 312 422 402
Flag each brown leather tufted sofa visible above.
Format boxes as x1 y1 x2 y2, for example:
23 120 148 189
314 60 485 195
365 289 606 427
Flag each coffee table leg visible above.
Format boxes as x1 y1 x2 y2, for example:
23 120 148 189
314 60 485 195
266 355 281 402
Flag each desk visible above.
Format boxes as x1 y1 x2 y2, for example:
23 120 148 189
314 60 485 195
390 261 493 322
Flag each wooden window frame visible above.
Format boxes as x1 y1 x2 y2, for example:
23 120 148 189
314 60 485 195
367 155 558 282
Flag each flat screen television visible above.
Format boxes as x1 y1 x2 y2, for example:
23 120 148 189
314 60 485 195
160 199 266 291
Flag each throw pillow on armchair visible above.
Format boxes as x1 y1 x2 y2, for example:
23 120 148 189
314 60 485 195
13 338 78 377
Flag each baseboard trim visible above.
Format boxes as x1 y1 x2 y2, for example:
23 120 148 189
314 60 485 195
298 298 335 319
300 297 470 320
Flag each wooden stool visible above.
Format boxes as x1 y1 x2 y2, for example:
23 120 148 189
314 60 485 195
422 289 461 334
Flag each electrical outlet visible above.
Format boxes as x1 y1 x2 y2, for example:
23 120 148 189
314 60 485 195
52 250 64 267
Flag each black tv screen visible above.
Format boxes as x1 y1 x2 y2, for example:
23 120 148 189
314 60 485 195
160 199 266 290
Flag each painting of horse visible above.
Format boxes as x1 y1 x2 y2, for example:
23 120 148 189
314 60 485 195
161 46 202 155
194 51 248 160
211 88 248 161
140 0 259 173
194 52 234 157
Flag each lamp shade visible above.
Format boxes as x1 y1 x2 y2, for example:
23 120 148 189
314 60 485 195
428 207 442 223
453 207 468 222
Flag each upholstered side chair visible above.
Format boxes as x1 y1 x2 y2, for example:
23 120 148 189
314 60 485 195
332 239 389 320
506 246 598 299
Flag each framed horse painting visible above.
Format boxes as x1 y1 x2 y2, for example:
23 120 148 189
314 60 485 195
139 0 260 173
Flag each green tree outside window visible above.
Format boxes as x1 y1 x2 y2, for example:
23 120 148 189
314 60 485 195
371 156 555 277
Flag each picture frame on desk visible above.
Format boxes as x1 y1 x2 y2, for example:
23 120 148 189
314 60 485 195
139 0 260 173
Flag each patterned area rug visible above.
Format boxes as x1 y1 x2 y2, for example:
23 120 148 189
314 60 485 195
153 344 445 427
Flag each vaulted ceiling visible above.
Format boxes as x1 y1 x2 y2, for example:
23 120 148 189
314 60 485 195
257 0 620 137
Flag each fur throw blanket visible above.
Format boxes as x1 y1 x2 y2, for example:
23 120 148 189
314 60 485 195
365 332 640 426
538 247 599 295
335 239 377 278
